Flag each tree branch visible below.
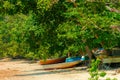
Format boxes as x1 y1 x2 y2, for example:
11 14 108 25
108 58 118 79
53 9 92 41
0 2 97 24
106 6 120 14
111 25 120 32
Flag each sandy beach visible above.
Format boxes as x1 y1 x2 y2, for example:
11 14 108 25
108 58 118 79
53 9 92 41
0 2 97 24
0 58 120 80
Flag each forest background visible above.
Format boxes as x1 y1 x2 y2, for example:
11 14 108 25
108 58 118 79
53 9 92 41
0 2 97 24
0 0 120 60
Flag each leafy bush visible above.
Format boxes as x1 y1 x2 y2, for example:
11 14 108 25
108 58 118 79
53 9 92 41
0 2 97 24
0 0 120 60
88 59 118 80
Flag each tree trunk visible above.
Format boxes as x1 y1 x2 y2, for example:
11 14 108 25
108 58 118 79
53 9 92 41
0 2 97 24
82 39 92 64
85 45 92 63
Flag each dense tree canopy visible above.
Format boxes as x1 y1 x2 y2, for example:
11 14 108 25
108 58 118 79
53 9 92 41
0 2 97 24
0 0 120 59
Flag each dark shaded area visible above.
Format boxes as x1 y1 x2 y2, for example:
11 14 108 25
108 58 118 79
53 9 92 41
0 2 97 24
15 66 87 76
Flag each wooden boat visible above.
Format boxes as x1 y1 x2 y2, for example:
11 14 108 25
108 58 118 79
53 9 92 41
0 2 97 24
42 60 82 70
102 56 120 64
39 57 66 65
65 57 81 62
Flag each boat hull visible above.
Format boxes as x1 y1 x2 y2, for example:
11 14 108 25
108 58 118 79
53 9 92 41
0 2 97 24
40 57 66 65
42 60 82 70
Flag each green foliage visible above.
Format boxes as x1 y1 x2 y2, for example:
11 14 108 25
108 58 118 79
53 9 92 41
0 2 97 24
88 59 105 80
106 78 118 80
88 59 118 80
0 14 27 58
0 0 120 59
0 0 37 14
57 1 120 55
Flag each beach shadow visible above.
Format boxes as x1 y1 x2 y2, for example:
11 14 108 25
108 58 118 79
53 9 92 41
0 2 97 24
15 66 87 76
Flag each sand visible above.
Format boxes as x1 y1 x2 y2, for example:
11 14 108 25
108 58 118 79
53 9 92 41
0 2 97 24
0 58 120 80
